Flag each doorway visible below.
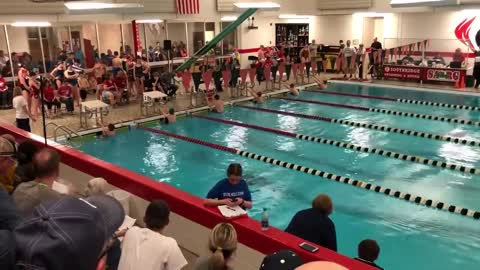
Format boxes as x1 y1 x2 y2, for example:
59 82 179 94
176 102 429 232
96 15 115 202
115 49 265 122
362 17 384 46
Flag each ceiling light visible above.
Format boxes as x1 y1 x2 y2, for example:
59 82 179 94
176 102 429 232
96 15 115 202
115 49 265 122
353 12 391 17
136 19 163 23
64 1 143 10
390 0 457 7
234 2 280 9
11 22 51 27
278 14 311 19
221 16 238 21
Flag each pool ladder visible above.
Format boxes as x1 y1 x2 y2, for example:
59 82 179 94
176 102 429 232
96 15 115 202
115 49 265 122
45 123 81 142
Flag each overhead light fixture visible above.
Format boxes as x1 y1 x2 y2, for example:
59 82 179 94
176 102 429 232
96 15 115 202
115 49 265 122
278 14 311 19
221 16 238 21
11 22 51 27
136 19 163 23
234 2 280 9
390 0 457 7
64 1 143 10
353 12 391 17
461 9 480 15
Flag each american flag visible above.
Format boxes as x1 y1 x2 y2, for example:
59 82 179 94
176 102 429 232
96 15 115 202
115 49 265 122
176 0 199 14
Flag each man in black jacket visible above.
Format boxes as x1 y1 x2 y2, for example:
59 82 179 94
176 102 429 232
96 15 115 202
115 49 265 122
285 194 336 251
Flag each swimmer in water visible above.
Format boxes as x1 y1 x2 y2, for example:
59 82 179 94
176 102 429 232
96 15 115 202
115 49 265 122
101 123 116 137
247 87 265 103
283 83 299 96
206 94 224 113
311 76 328 89
161 106 176 124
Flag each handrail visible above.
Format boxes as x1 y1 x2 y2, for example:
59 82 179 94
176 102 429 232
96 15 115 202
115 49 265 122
46 122 81 141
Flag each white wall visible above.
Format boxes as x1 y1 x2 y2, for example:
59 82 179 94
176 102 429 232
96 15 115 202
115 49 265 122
167 23 187 45
374 18 384 43
382 10 479 62
363 18 375 46
98 23 122 53
82 24 98 49
1 26 29 53
122 24 133 49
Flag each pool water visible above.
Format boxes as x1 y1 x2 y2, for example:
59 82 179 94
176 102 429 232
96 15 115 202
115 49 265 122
68 82 480 270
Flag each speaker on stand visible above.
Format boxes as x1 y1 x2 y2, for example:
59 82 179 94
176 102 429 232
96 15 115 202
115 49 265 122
164 40 172 72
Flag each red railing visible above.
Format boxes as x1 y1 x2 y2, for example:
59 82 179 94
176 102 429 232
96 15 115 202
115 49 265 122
0 123 377 270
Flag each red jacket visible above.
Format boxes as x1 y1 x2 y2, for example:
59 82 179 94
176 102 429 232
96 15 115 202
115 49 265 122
0 77 6 92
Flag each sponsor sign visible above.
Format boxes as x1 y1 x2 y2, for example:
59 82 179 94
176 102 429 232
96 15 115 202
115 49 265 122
425 68 461 82
383 65 423 80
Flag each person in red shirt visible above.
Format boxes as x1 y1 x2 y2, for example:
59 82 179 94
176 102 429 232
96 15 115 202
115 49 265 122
114 71 128 103
179 47 188 57
42 80 61 118
102 73 119 106
57 81 74 113
114 71 127 90
264 57 273 70
0 75 11 109
277 46 285 62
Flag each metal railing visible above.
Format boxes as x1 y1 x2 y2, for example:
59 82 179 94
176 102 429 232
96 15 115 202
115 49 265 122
45 122 81 141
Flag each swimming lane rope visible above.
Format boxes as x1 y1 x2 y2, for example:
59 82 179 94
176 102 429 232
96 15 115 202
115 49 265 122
304 89 480 111
193 115 480 175
236 105 480 147
139 126 480 220
275 97 480 127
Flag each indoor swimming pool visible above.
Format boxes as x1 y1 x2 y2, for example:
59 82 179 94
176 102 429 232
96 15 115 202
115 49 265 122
68 83 480 270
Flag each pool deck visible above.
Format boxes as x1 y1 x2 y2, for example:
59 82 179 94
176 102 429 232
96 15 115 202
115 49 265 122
1 73 478 139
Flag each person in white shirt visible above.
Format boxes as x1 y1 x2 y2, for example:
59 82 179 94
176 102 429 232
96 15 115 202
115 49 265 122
343 40 356 79
309 40 318 59
118 200 187 270
12 86 35 132
355 44 366 80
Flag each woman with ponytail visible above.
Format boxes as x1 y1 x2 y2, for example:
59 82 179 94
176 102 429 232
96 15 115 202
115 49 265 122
193 223 238 270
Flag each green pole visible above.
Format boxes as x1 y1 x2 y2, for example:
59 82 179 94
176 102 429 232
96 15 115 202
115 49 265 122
176 8 258 72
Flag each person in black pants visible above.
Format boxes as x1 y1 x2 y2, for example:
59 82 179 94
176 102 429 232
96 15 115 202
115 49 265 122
229 59 240 88
474 50 480 89
212 66 223 92
12 86 35 132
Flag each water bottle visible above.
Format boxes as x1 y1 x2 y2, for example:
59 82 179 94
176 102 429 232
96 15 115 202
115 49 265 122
261 208 269 231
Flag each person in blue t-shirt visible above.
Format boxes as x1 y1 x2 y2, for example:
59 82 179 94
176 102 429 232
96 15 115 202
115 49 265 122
205 163 253 209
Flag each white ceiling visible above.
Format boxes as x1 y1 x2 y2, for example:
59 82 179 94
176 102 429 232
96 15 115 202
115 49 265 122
0 0 478 21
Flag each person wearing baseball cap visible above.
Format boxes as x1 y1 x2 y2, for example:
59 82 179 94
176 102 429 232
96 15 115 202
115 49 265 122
14 195 125 270
259 250 303 270
0 135 17 193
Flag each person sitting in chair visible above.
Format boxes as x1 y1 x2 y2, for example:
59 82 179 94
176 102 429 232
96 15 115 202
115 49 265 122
158 72 178 97
102 73 120 106
114 70 129 104
57 81 74 113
